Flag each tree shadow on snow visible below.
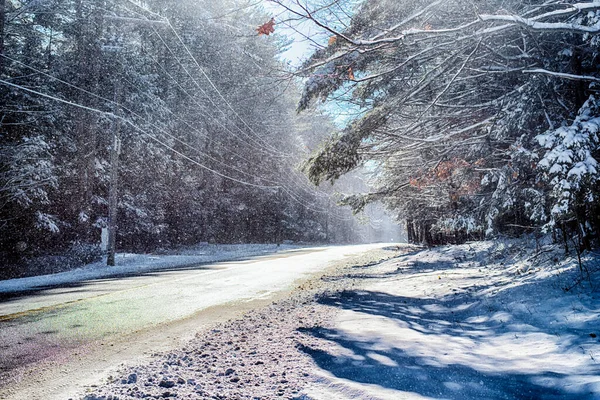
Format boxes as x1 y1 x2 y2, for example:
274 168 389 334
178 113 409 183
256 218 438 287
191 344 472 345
296 289 600 400
297 327 584 400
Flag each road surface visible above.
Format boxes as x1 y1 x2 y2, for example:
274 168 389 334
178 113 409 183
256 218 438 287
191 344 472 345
0 244 389 400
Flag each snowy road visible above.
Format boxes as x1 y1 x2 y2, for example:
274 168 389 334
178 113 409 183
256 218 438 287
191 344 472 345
0 243 389 400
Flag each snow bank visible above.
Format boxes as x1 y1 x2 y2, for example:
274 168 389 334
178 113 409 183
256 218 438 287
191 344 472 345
302 238 600 399
0 243 302 294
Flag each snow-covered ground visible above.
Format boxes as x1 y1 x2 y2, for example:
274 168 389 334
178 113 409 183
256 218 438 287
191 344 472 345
0 243 302 294
304 239 600 399
78 238 600 400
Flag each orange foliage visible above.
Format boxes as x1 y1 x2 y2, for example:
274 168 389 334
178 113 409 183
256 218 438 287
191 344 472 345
407 158 482 200
257 18 276 36
434 159 469 180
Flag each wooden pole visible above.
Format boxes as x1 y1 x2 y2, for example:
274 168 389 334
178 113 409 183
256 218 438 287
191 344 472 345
107 78 121 266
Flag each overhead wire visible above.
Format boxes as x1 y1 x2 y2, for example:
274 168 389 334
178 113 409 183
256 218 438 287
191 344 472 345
163 18 293 158
142 48 333 200
142 49 280 167
1 62 344 215
0 78 277 189
149 16 337 198
3 2 356 219
3 52 335 211
128 1 349 211
139 21 335 200
1 53 282 186
149 26 287 159
116 2 333 196
120 4 293 159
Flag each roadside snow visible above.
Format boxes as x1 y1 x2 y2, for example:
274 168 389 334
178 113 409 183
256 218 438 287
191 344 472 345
303 239 600 399
0 243 302 294
77 239 600 400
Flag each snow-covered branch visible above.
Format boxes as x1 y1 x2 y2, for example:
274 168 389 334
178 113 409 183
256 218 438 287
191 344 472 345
478 13 600 33
523 69 600 82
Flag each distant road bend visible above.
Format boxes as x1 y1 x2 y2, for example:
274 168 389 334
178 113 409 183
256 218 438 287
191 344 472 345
0 243 389 400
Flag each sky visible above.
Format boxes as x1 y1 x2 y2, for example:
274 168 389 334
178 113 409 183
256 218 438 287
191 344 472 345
260 0 325 66
258 0 364 129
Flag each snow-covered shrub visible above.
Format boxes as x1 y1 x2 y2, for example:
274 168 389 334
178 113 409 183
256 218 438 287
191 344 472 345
433 215 483 235
537 95 600 232
66 241 103 265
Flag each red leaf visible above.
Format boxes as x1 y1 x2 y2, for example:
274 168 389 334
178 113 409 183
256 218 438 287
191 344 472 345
257 18 276 36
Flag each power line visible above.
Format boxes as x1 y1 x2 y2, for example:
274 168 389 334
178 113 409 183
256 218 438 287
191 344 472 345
128 50 330 201
112 2 337 200
0 74 345 215
3 77 352 219
0 77 278 189
2 2 355 217
163 19 292 158
142 50 277 164
138 29 335 200
149 25 290 159
145 49 334 200
1 53 281 185
146 31 334 193
2 53 334 208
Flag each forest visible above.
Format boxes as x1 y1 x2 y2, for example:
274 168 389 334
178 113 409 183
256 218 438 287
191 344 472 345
0 0 388 275
278 0 600 249
1 0 600 276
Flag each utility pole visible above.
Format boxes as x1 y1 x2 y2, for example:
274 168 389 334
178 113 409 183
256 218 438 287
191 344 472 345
103 36 123 266
103 16 165 266
325 201 330 243
107 71 122 266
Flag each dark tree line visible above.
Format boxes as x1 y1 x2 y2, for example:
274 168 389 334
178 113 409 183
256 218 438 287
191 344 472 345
0 0 369 273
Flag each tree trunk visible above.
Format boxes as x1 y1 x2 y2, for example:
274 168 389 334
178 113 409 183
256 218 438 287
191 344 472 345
73 0 104 241
406 220 413 244
0 0 5 74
